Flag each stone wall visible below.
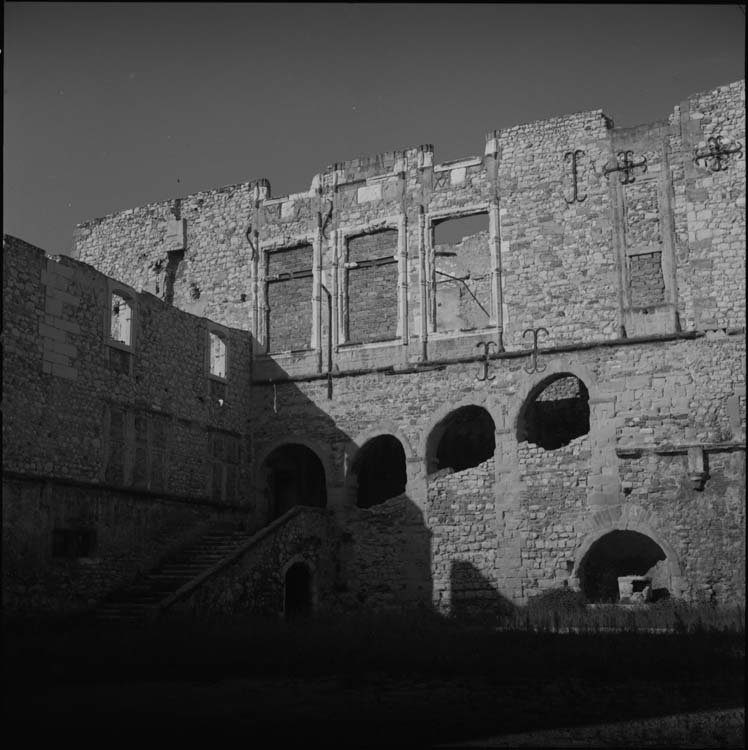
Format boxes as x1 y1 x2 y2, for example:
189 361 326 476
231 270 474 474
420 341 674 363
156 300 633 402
72 80 744 382
167 507 337 618
250 332 745 606
5 78 745 617
2 236 255 613
73 184 257 330
2 476 218 615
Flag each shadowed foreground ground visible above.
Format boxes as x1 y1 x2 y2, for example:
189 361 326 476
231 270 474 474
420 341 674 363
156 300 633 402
4 611 744 746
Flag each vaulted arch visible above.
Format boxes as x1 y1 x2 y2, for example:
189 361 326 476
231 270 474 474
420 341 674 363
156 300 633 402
425 405 496 475
573 521 684 602
262 443 327 519
351 434 408 508
516 372 590 450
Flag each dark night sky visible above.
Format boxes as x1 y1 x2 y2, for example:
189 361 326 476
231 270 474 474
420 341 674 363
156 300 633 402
4 3 745 255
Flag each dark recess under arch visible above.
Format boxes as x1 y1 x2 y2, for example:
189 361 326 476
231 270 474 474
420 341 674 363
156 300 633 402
264 443 327 519
579 530 668 602
517 374 590 450
354 435 407 508
428 405 496 474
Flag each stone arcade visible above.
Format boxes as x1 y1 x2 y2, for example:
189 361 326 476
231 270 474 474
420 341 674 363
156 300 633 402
3 79 745 621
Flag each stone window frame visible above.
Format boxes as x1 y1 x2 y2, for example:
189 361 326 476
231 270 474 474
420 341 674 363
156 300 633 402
335 215 406 347
103 403 171 491
206 323 229 381
424 201 495 337
257 232 317 355
207 428 241 504
106 280 137 375
608 150 679 334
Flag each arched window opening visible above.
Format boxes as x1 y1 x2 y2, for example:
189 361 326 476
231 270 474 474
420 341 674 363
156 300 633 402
579 530 669 603
428 405 495 474
284 562 312 619
354 435 407 508
517 375 590 450
264 444 327 519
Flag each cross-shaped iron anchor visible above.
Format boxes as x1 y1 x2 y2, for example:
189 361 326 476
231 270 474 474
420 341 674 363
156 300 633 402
476 341 497 381
603 150 648 185
693 136 743 172
523 327 548 374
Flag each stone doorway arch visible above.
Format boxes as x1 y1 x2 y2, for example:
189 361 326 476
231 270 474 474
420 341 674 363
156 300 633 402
576 528 680 602
283 561 313 619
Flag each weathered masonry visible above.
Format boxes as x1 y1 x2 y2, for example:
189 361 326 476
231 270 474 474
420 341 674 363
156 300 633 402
3 79 745 618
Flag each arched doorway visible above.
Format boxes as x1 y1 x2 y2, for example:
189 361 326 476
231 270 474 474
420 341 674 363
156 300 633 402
426 405 495 474
517 374 590 450
579 530 669 602
284 562 313 619
264 444 327 519
353 435 407 508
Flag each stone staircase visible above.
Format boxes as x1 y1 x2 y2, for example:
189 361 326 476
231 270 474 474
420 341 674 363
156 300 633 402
95 522 252 626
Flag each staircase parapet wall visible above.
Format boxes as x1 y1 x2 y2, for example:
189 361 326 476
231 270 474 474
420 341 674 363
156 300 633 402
158 505 333 617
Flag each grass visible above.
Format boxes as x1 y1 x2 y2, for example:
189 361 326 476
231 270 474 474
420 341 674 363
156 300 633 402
3 599 744 684
3 603 744 744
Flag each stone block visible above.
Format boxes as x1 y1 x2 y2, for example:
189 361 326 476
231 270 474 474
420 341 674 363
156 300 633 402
50 363 77 380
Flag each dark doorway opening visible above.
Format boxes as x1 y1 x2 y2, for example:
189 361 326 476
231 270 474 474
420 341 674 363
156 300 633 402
517 375 590 450
265 444 327 519
579 530 668 602
428 405 495 474
354 435 407 508
284 562 312 619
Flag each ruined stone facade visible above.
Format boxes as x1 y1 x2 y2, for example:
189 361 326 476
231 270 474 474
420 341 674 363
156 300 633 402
3 79 745 617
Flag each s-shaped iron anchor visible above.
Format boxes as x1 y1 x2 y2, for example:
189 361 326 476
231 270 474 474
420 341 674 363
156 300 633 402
476 341 497 381
523 327 548 374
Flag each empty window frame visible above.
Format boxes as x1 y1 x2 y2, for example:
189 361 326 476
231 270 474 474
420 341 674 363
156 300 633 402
344 229 399 344
516 375 590 451
209 331 227 378
265 243 314 353
110 292 133 346
430 212 491 333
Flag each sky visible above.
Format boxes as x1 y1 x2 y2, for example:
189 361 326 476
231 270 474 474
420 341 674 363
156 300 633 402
4 3 745 256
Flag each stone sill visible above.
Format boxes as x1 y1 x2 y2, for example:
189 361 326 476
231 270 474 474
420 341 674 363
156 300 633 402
616 440 746 458
107 339 133 353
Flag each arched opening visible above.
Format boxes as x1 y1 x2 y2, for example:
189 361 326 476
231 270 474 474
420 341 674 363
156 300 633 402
353 435 407 508
517 374 590 450
284 562 312 619
264 444 327 519
579 530 669 603
427 405 495 474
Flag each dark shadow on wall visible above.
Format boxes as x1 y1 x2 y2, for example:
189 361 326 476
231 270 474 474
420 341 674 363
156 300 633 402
251 357 433 617
449 560 515 624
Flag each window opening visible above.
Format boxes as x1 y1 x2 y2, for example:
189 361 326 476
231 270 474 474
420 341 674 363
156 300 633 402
266 243 314 353
110 293 132 346
209 332 227 378
432 212 490 333
265 444 327 519
345 229 399 344
428 405 495 474
517 375 590 450
354 435 407 508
